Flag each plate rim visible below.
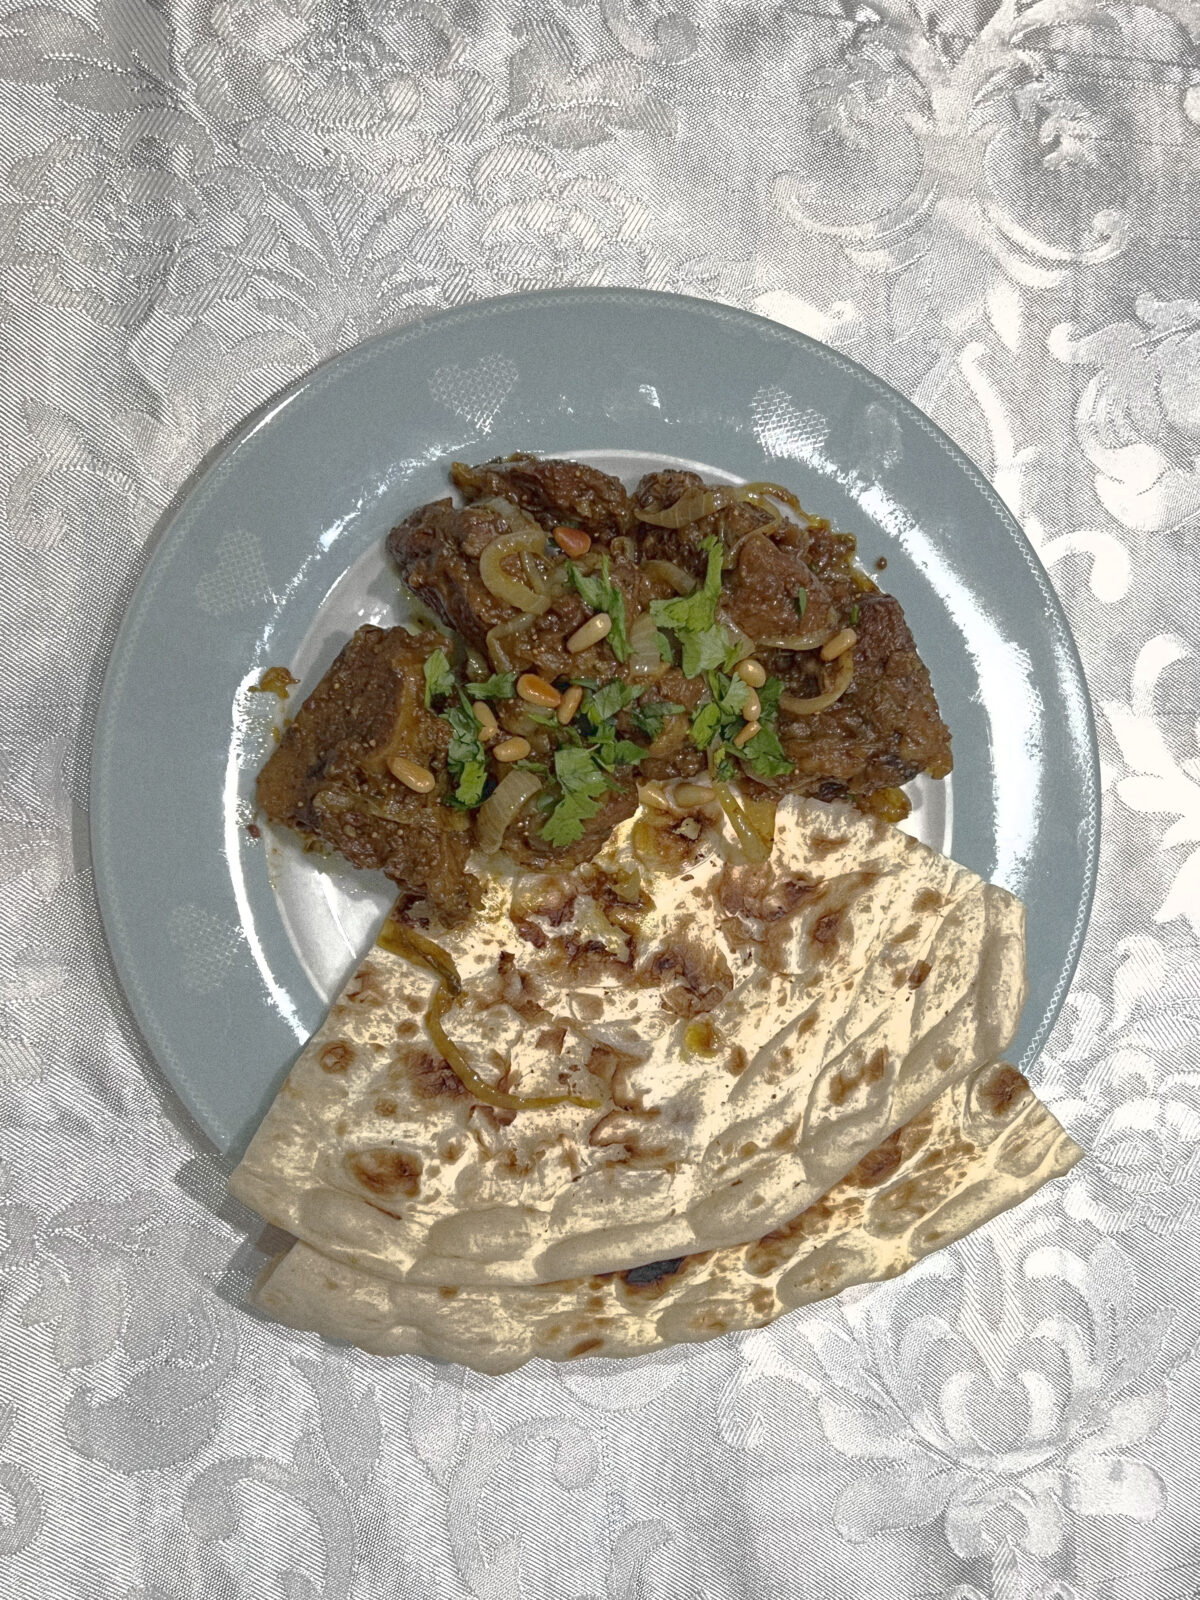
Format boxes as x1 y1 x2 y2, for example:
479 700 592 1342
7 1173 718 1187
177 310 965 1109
90 286 1101 1149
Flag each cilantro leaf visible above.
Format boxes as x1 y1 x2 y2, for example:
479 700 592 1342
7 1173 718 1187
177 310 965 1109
649 538 723 635
627 700 685 740
795 588 808 619
566 557 630 662
651 540 741 679
849 604 860 626
710 670 751 718
465 671 517 702
585 679 643 725
738 724 792 780
690 702 722 749
680 623 737 679
442 699 488 808
758 676 783 722
539 745 612 846
423 647 456 707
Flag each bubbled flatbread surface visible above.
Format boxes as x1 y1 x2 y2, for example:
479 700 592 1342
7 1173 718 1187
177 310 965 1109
253 1062 1081 1372
230 800 1027 1288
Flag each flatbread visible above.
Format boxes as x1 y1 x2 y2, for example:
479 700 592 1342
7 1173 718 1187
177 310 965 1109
252 1061 1080 1372
230 799 1026 1287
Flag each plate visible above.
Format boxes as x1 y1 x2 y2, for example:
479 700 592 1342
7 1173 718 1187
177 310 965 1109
91 289 1099 1154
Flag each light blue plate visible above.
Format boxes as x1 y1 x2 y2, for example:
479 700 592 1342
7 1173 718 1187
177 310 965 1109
91 290 1099 1155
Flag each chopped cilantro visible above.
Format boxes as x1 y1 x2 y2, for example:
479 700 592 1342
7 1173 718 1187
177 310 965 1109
586 679 643 725
540 745 613 846
627 699 685 740
757 676 783 722
442 698 488 808
566 557 630 662
849 605 860 626
650 539 740 679
739 723 792 779
650 539 723 634
423 647 456 707
690 701 722 749
795 587 808 619
465 671 517 702
688 668 794 781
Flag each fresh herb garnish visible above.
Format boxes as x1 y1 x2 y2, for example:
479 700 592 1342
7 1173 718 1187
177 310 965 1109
688 668 793 779
423 647 456 707
650 538 741 678
540 745 614 846
465 671 517 702
566 557 630 662
738 724 792 779
586 679 643 725
757 675 783 722
442 695 488 808
578 681 645 770
628 699 686 740
849 605 860 626
795 587 808 619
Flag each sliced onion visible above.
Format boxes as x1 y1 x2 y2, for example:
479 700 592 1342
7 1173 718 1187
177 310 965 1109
427 986 601 1111
635 481 805 530
644 713 689 760
485 611 537 672
713 781 772 864
480 530 553 614
476 768 541 855
643 559 698 595
629 611 667 681
756 627 835 652
635 487 739 528
739 480 804 512
377 917 462 993
779 652 855 715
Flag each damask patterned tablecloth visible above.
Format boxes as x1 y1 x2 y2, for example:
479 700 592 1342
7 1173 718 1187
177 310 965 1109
2 1 1200 1596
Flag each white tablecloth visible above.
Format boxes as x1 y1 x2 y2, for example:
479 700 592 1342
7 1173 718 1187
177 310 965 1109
2 2 1199 1596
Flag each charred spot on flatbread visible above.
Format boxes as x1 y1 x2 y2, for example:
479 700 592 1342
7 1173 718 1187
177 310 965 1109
406 1049 467 1101
345 1146 423 1199
640 936 733 1016
978 1064 1029 1119
319 1042 354 1074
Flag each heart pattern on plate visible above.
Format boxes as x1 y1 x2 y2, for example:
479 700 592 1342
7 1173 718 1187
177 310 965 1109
194 526 275 617
428 353 519 433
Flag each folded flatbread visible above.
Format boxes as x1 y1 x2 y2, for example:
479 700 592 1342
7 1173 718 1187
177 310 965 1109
252 1060 1080 1372
231 800 1026 1287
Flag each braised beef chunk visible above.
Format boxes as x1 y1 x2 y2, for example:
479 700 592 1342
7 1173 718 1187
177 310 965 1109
773 594 952 799
387 499 512 655
452 454 634 542
724 531 836 645
389 498 632 684
257 626 475 923
261 458 954 916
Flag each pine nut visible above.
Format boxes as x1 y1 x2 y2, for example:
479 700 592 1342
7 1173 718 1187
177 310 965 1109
472 701 499 740
740 687 762 722
672 781 716 808
517 673 562 709
566 612 612 654
556 684 584 725
733 720 761 749
820 627 857 661
493 736 531 763
388 756 436 793
735 658 767 688
638 781 672 811
553 525 591 557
